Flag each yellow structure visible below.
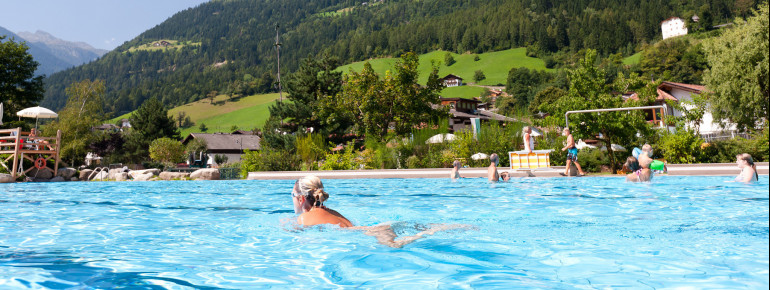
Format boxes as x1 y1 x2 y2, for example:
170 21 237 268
509 150 553 169
0 128 62 180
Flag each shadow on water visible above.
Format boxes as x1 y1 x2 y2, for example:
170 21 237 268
0 249 228 289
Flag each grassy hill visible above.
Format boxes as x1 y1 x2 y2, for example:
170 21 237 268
109 48 547 135
337 47 549 99
337 48 550 86
112 93 280 138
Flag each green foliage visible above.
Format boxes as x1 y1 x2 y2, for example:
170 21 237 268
185 138 208 154
659 129 705 164
149 137 186 167
576 148 612 173
473 70 486 82
700 127 770 163
640 37 708 84
124 97 179 163
270 55 344 135
0 36 44 129
199 123 208 132
43 79 107 166
213 154 229 165
240 149 300 175
295 133 326 167
43 0 734 117
449 121 524 168
529 86 567 115
702 2 769 132
319 142 360 170
444 52 456 66
324 52 444 141
473 55 480 61
542 50 653 171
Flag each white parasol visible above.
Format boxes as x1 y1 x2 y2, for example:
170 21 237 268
530 127 543 137
575 139 597 150
425 133 456 144
470 152 489 160
16 106 58 129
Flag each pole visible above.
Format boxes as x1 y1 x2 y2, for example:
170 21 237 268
565 105 666 128
275 23 283 103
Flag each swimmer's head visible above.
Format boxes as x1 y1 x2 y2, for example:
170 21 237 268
490 153 499 166
292 175 329 213
500 171 510 181
737 153 755 166
453 160 461 168
624 156 640 172
641 144 653 157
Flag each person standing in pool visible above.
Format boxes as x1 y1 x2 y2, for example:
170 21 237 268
291 175 468 248
623 156 650 182
522 126 534 154
734 153 758 183
488 153 500 182
560 128 585 176
450 160 462 179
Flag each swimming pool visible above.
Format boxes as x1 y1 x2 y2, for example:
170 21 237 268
1 176 767 288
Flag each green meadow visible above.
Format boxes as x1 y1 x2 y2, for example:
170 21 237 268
336 48 551 86
111 48 546 136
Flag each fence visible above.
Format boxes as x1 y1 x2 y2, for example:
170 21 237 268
218 167 241 180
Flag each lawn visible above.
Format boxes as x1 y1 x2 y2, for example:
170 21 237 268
623 52 641 65
111 93 281 138
440 86 487 99
336 47 551 86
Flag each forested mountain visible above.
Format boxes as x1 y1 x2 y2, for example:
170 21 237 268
41 0 743 116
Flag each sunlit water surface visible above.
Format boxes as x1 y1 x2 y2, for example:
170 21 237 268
1 176 768 289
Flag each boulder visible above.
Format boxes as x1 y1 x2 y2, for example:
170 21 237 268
114 172 129 181
159 171 191 180
0 173 14 183
129 169 160 179
79 169 93 180
28 168 54 179
50 176 66 182
190 169 220 180
57 168 77 179
133 172 155 181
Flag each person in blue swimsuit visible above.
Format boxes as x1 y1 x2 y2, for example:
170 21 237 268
560 128 585 176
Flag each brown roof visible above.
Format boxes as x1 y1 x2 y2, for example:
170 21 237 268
659 81 705 94
440 74 463 81
182 133 261 151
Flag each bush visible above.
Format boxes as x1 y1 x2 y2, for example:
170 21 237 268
577 148 612 173
149 137 186 167
701 127 769 163
659 129 705 164
295 133 326 168
214 154 229 165
444 52 456 66
240 149 300 176
319 142 359 170
473 70 486 82
405 155 420 169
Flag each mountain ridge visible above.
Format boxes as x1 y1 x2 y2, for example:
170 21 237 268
0 26 108 76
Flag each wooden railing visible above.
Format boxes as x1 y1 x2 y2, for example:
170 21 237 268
0 128 62 180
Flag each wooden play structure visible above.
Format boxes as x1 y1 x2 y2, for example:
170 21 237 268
509 149 554 169
0 128 62 180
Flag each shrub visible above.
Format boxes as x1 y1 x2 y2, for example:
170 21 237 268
319 142 358 170
473 70 486 82
444 52 456 66
214 154 229 165
405 155 420 169
149 137 186 168
577 148 612 173
659 129 705 164
240 149 300 176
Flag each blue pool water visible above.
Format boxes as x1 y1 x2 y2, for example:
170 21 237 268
1 176 768 289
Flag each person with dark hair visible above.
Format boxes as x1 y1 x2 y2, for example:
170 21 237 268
624 156 651 182
735 153 758 183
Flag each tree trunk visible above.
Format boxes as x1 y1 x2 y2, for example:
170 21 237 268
602 133 617 173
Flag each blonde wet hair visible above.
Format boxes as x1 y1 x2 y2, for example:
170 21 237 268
296 175 329 207
737 153 758 180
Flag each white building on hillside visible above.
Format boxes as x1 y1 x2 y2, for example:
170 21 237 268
661 17 688 39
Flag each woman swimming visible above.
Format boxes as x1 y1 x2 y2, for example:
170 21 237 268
290 175 469 248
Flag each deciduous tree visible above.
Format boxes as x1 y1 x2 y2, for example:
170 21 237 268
702 3 769 132
0 36 44 128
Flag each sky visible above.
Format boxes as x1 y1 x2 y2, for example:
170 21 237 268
0 0 210 50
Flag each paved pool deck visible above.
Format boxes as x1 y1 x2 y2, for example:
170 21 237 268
247 162 769 180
